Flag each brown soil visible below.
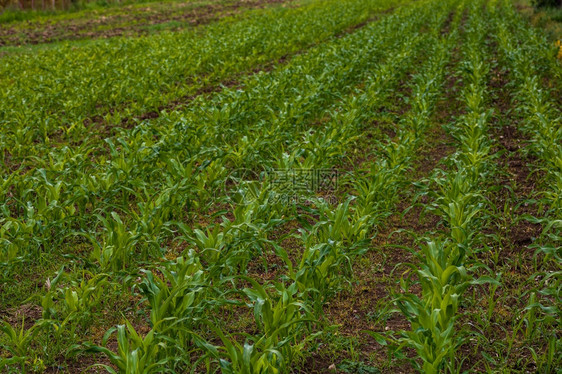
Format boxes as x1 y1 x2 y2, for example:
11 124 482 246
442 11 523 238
413 56 460 178
0 303 43 329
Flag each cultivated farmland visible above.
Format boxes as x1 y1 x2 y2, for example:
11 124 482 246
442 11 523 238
0 0 560 372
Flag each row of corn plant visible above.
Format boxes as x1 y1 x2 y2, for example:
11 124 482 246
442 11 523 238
491 1 561 371
390 2 503 372
104 3 464 372
0 0 281 45
0 0 438 270
0 0 409 154
80 1 464 372
0 1 456 372
290 16 464 314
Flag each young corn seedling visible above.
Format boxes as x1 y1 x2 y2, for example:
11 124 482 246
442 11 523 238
394 4 499 371
276 200 368 315
136 253 212 340
85 321 172 374
396 240 471 373
78 212 139 271
0 319 48 373
200 277 316 374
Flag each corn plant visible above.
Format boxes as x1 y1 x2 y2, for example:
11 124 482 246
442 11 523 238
0 319 50 373
85 321 173 374
393 3 501 371
491 3 562 367
395 240 497 373
199 277 317 374
136 253 212 338
3 0 560 371
77 212 139 271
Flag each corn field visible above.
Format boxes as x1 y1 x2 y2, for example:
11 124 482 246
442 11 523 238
0 0 560 372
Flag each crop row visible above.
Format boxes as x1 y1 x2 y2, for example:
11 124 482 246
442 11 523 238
0 0 425 269
0 0 407 154
491 1 561 370
0 0 441 267
392 1 502 372
0 0 462 371
2 0 559 371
